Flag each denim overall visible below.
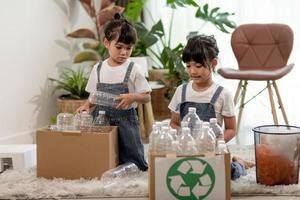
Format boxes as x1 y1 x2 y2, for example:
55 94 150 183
178 83 245 180
92 61 148 171
178 83 224 121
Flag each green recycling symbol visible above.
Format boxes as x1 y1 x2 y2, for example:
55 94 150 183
166 157 215 200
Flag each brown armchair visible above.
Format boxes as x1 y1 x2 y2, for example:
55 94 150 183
218 24 294 131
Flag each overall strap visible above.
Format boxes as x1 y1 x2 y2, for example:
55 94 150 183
123 61 134 83
97 61 103 83
181 83 188 102
210 86 224 104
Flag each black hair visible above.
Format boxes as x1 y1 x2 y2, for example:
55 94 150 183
182 35 219 68
103 13 137 45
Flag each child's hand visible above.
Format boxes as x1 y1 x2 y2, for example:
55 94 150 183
75 101 93 113
76 105 90 113
115 93 135 110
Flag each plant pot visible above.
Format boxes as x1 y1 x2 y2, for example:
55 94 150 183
57 98 87 114
148 69 171 121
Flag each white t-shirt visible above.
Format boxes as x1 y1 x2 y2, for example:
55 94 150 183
86 59 151 108
168 81 235 126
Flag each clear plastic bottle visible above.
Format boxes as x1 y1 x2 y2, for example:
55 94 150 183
101 162 140 182
161 120 170 130
216 140 228 155
149 124 161 153
88 91 120 108
191 120 202 139
93 110 109 126
178 121 188 137
74 111 93 131
169 128 178 141
56 113 74 131
156 126 173 154
209 118 223 140
182 107 201 134
196 122 216 156
178 127 197 156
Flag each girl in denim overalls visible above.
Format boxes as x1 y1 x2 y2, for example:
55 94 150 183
77 15 149 171
168 35 254 179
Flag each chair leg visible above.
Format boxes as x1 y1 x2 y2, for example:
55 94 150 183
234 80 243 105
272 81 289 126
267 81 278 125
236 80 248 132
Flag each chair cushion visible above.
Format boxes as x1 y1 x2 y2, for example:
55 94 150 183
217 63 294 81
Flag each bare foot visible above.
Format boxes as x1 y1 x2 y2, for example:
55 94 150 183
232 156 255 169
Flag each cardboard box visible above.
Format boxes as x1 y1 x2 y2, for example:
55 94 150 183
149 153 231 200
36 126 118 179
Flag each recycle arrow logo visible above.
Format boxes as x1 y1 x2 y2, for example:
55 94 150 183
166 157 215 200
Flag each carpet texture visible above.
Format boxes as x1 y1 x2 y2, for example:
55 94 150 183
0 145 299 199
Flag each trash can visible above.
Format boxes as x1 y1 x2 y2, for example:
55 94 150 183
253 125 300 186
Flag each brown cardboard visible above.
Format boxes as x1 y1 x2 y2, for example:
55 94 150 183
149 153 231 200
36 126 118 179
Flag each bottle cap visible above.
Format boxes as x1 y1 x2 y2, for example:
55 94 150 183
188 107 196 112
98 110 105 115
209 118 217 123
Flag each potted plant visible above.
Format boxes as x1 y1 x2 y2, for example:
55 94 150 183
49 67 89 113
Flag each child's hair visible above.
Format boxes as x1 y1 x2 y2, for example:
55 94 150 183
182 35 219 68
103 13 137 45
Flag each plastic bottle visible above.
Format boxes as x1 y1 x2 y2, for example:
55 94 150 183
88 91 120 108
182 107 201 134
56 113 74 131
93 110 109 126
178 127 197 156
101 162 140 182
196 122 216 156
156 126 173 154
216 140 228 155
149 124 161 153
191 120 202 139
210 118 223 140
74 111 93 131
169 128 178 141
178 121 188 137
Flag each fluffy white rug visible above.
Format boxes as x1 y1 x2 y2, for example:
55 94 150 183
0 145 299 199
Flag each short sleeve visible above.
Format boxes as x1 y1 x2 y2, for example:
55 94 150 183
85 62 98 93
131 63 151 93
168 85 183 113
221 88 235 117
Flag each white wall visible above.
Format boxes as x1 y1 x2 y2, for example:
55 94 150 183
0 0 93 144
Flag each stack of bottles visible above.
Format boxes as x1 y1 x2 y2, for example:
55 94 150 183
50 110 110 132
149 107 228 157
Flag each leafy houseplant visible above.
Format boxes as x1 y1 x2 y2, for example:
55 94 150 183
49 67 89 113
67 0 125 63
145 1 236 88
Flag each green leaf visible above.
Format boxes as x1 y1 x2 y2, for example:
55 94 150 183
150 20 165 38
124 0 146 22
195 4 236 33
73 51 100 63
49 68 89 99
167 0 198 8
